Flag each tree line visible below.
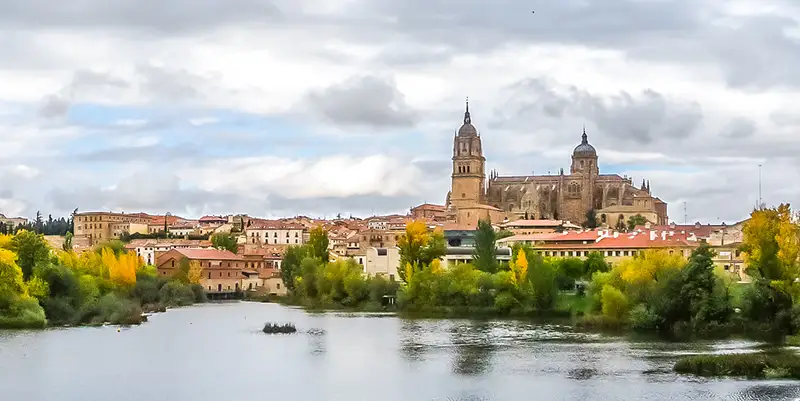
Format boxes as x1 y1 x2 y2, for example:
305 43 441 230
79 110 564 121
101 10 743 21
0 210 75 236
279 205 800 340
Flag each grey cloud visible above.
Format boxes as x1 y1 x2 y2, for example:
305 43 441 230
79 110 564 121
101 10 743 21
352 0 800 89
37 94 71 118
495 78 703 145
45 172 431 219
721 118 756 139
37 64 221 118
0 0 282 34
37 70 131 118
303 75 420 128
136 64 202 102
0 189 12 198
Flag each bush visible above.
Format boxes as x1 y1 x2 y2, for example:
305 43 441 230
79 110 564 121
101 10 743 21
674 352 800 379
158 281 196 307
630 304 660 331
0 297 47 328
190 284 206 303
600 285 629 321
263 322 297 334
75 293 143 325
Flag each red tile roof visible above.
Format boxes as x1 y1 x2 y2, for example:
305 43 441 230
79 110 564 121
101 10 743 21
173 248 244 260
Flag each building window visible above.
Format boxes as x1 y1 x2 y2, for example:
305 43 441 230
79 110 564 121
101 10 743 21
277 283 281 289
171 260 175 267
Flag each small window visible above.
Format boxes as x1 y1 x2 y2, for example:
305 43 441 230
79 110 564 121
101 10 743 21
277 283 281 289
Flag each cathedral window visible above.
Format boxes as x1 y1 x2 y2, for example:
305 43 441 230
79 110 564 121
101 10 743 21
601 214 607 224
462 193 466 198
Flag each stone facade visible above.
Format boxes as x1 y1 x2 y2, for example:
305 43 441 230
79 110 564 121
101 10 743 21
445 101 668 227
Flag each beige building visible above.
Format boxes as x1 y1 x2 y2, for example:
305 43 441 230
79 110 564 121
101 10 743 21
125 239 212 266
244 221 304 245
364 247 401 281
156 248 246 293
444 101 668 227
0 213 28 230
499 229 699 266
74 212 150 245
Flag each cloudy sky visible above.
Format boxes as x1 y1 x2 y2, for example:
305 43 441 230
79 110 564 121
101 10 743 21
1 0 798 223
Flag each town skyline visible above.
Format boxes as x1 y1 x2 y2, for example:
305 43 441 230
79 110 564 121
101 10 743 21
2 1 798 223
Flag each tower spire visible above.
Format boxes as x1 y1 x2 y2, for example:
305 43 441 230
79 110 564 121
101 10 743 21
582 125 588 144
464 96 471 124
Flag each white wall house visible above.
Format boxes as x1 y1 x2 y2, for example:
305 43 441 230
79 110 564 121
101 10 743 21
364 247 400 281
245 222 305 245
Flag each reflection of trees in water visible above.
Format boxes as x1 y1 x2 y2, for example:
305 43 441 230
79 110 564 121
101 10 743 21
451 321 494 376
734 384 800 401
452 343 495 376
399 320 425 362
307 330 326 356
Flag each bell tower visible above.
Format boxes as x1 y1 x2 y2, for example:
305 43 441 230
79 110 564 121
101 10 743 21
449 98 486 210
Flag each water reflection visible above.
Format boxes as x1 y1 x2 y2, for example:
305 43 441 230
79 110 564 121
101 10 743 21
450 321 495 376
307 329 326 356
399 319 426 363
2 303 800 401
731 384 800 401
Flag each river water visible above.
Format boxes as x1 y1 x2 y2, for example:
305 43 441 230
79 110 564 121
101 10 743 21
1 302 799 401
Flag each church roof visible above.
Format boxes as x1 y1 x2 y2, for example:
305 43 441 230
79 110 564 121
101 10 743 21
457 98 478 137
573 128 596 156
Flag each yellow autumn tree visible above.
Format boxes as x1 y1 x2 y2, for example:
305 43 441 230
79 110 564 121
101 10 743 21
742 204 800 281
187 260 203 284
102 248 138 286
0 234 12 250
618 249 684 284
430 258 444 275
510 248 528 286
398 220 446 282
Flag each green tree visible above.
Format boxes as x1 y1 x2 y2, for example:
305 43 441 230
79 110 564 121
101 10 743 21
584 252 609 277
62 232 73 252
9 230 50 281
472 220 498 273
211 233 238 253
584 209 598 229
308 226 330 263
281 245 308 292
627 214 648 231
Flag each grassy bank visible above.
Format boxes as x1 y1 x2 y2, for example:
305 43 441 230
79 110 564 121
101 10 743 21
674 352 800 379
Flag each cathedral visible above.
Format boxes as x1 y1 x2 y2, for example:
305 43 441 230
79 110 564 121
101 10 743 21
445 101 669 227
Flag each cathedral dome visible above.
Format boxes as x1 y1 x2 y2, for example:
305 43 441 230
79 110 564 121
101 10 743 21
458 122 478 137
457 98 478 137
573 130 596 156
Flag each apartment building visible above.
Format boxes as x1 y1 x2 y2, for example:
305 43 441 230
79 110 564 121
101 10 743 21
156 248 247 293
125 239 212 265
74 212 150 244
244 221 304 245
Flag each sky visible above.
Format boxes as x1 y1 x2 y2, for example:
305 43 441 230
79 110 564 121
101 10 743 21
1 0 799 223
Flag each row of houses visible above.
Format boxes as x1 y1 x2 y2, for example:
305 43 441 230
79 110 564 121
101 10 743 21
73 208 752 294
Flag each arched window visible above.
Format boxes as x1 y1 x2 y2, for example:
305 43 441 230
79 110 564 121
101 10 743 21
467 165 470 173
601 214 607 224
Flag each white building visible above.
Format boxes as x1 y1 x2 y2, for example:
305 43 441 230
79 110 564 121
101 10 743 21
126 239 213 266
245 221 305 245
364 247 400 281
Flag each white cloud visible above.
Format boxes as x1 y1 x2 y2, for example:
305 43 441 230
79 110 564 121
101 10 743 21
0 0 799 222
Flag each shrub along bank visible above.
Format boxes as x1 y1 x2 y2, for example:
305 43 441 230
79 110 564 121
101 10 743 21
0 231 205 328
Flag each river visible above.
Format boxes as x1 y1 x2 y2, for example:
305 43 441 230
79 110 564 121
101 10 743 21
1 302 798 400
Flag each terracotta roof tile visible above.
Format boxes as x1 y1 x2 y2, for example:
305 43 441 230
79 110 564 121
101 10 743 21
173 248 244 260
